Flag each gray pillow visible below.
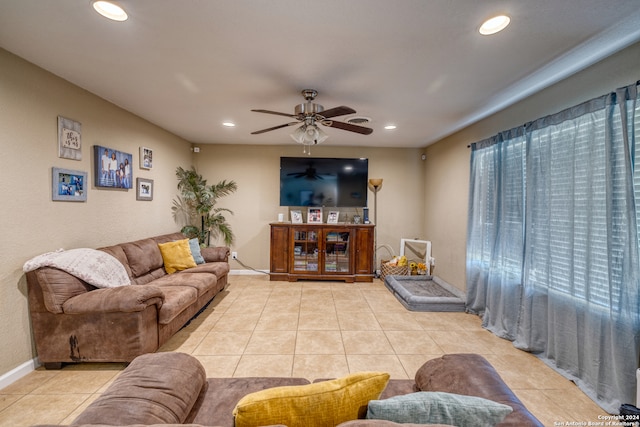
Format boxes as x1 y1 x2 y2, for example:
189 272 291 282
366 391 512 427
188 238 205 264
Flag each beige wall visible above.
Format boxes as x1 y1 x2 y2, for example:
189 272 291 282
423 40 640 291
0 49 193 378
193 144 427 270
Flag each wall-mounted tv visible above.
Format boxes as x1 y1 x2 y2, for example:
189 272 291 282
280 157 368 207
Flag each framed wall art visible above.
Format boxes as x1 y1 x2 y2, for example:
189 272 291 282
140 146 153 169
52 167 87 202
94 145 133 189
136 178 154 201
58 116 82 160
307 207 323 224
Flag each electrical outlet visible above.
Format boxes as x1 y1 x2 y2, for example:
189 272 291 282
231 251 238 260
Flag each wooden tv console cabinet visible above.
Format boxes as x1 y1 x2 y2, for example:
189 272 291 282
269 223 374 282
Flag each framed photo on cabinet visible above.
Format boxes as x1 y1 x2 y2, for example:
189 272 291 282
307 207 323 224
290 210 303 224
327 211 339 224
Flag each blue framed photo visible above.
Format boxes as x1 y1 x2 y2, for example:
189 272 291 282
94 145 133 189
52 167 87 202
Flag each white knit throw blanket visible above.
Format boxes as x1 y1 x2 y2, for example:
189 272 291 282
23 248 131 288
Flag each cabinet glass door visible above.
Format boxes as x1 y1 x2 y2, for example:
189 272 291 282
292 229 319 272
323 229 351 274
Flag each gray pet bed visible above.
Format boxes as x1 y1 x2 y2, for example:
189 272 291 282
384 275 466 312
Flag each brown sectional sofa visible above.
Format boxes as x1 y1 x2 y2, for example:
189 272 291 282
26 232 229 369
35 352 543 427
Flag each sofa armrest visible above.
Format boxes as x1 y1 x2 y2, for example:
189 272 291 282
62 285 164 314
201 246 230 263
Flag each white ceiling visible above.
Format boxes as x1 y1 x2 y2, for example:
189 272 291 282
1 0 640 148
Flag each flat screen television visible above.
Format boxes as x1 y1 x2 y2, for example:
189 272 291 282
280 157 368 207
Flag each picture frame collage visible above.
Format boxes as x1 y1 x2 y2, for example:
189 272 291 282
53 115 154 202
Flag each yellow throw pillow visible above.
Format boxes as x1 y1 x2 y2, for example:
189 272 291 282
233 371 390 427
158 239 197 274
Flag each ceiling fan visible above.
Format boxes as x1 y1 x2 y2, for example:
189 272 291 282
287 163 332 180
251 89 374 142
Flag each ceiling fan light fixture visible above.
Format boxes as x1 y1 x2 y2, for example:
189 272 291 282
290 124 329 154
92 1 128 21
479 15 510 35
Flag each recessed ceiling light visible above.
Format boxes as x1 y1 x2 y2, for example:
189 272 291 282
222 122 236 127
479 15 510 35
384 125 397 130
92 1 128 22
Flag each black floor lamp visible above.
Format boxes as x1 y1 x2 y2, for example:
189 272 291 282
369 178 383 276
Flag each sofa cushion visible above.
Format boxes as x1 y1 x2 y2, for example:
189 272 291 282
156 285 198 324
121 238 165 278
233 371 390 427
152 272 217 297
188 238 206 264
72 352 206 425
158 239 197 274
414 354 543 427
366 391 512 427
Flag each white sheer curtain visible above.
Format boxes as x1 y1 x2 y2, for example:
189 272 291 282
467 129 526 340
467 81 640 413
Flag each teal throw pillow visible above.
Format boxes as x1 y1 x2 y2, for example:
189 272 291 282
366 391 512 427
188 238 205 264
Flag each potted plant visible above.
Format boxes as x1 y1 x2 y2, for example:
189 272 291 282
171 166 238 246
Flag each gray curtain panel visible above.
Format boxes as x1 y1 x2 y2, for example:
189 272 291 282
466 81 640 413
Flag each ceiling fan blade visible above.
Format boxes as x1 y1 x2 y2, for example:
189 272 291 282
251 122 299 135
251 109 298 118
323 120 373 135
319 106 356 119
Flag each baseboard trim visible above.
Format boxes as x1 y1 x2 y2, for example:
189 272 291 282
0 357 39 391
229 269 270 275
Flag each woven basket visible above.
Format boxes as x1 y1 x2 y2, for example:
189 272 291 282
380 260 409 281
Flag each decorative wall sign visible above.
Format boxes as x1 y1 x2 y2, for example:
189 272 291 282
136 178 153 201
94 145 133 189
140 146 153 169
52 167 87 201
58 116 82 160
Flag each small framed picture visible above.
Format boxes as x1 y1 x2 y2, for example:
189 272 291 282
140 147 153 169
58 116 82 160
136 178 154 201
290 210 303 224
307 207 323 224
327 211 340 224
52 167 87 202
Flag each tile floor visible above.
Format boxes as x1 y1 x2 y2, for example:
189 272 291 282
0 275 607 426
